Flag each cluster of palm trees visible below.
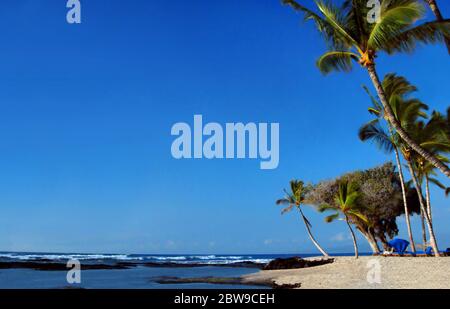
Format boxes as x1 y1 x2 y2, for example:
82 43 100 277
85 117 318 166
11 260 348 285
277 0 449 258
277 178 369 258
359 74 449 256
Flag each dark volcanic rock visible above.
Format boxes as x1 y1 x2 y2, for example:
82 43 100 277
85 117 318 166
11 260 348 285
0 261 132 271
152 276 301 289
142 261 264 269
152 276 245 285
0 260 265 271
263 257 334 270
272 282 302 289
152 276 274 288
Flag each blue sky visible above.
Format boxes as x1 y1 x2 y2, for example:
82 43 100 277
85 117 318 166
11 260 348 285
0 0 449 254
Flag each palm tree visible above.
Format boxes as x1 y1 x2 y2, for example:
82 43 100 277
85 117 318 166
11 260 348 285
318 180 368 258
358 74 430 253
402 112 450 256
276 180 329 256
407 111 450 226
417 157 450 224
359 73 445 255
423 0 450 52
282 0 450 177
359 121 418 253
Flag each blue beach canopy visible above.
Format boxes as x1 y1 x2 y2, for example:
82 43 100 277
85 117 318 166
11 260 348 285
387 238 410 255
426 247 434 255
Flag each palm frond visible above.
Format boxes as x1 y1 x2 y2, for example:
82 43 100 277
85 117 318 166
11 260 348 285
281 204 295 215
362 84 382 113
368 0 425 50
276 198 290 205
428 177 448 191
325 212 340 223
347 210 369 224
359 121 395 153
315 0 360 50
385 19 450 54
316 51 359 74
317 203 335 213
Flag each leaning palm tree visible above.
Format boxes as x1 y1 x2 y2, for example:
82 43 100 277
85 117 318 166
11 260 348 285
282 0 450 177
358 73 430 253
276 180 329 256
423 0 450 52
318 180 368 258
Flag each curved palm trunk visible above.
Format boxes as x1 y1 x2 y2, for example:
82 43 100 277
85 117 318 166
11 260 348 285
425 0 450 53
298 207 329 257
358 228 380 254
425 175 433 224
366 64 450 178
393 145 416 253
406 160 440 256
345 216 358 259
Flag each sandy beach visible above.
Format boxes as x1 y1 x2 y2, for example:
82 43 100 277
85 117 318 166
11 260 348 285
242 256 450 289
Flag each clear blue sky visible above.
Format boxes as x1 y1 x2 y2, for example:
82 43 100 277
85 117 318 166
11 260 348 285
0 0 449 254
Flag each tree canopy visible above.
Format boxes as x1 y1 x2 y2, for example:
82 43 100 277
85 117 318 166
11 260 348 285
305 162 421 247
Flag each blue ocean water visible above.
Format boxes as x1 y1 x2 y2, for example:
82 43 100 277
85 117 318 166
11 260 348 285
0 252 308 264
0 252 358 289
0 266 263 289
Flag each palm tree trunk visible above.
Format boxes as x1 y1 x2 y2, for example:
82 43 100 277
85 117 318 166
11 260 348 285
406 160 440 256
417 177 428 248
420 206 428 249
380 238 390 251
366 64 450 178
361 228 380 254
393 145 416 253
424 0 450 53
425 175 433 225
298 207 329 257
345 216 359 259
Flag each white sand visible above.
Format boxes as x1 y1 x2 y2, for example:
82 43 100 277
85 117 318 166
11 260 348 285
242 256 450 289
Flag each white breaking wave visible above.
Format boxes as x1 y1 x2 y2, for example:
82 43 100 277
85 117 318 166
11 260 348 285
0 253 142 261
146 256 187 261
0 253 271 264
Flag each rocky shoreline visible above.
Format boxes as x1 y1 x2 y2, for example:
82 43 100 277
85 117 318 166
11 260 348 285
149 257 334 289
0 261 131 271
0 260 266 271
152 275 301 289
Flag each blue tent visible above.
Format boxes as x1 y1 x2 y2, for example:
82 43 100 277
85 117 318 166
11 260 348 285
387 238 410 255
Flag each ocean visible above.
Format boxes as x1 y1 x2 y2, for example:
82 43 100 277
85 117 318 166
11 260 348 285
0 252 327 289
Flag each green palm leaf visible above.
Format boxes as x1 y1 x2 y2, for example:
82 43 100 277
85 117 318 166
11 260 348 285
385 19 450 54
368 0 425 50
359 121 395 153
317 51 359 74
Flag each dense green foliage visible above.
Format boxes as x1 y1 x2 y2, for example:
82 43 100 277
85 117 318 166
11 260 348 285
305 163 420 248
